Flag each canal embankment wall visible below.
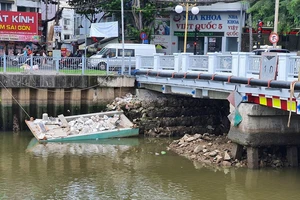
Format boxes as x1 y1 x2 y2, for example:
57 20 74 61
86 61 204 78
0 74 136 131
0 74 231 135
113 89 230 137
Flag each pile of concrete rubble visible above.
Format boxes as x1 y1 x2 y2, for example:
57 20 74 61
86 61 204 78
106 93 142 111
68 114 121 135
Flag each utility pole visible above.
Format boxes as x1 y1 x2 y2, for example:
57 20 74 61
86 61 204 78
137 0 142 30
45 0 48 51
54 0 60 50
273 0 279 48
194 27 198 55
249 13 253 51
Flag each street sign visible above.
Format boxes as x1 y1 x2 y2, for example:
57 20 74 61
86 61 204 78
140 32 148 40
269 32 279 44
52 50 61 61
259 52 278 80
54 26 62 33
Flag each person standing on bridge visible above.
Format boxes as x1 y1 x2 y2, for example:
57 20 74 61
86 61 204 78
22 47 28 57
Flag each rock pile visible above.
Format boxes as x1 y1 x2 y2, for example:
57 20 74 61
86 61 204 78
68 114 121 135
169 133 290 168
106 92 230 137
169 133 247 168
106 93 142 111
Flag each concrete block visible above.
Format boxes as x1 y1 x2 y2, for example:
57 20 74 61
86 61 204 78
232 143 243 160
1 88 12 105
287 146 298 167
247 147 259 169
228 103 300 146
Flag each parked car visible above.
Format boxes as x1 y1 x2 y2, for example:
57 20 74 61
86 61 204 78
252 48 290 55
88 43 156 70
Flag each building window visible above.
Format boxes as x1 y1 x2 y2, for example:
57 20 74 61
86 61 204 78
64 35 71 40
226 37 238 52
17 6 26 12
1 3 12 11
30 7 37 12
17 6 38 12
64 19 70 25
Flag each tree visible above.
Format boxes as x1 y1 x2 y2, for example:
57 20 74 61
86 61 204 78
247 0 300 33
67 0 174 42
68 0 103 23
68 0 245 42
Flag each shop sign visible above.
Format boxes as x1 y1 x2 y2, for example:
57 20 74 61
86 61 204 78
0 11 41 35
0 34 40 42
173 12 240 37
174 31 224 37
54 26 62 33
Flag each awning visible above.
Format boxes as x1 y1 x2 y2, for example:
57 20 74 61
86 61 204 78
78 43 97 51
79 37 119 50
62 38 84 44
97 38 119 48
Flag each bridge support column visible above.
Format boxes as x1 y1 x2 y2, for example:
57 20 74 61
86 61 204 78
287 146 298 167
228 103 300 168
228 103 300 146
247 147 259 169
232 143 243 160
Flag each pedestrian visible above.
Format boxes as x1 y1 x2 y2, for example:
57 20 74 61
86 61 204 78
22 47 28 57
27 47 32 56
42 50 47 65
75 49 82 57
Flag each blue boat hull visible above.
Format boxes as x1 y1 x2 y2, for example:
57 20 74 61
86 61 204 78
45 128 139 142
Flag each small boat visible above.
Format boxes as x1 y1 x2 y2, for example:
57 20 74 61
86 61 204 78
25 110 139 142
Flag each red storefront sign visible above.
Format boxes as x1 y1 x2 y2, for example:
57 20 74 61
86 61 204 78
243 27 300 35
0 11 41 42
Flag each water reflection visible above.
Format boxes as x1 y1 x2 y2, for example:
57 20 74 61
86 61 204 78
1 133 300 200
26 138 140 158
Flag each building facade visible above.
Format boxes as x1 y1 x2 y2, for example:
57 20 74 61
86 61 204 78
0 0 42 55
152 2 246 55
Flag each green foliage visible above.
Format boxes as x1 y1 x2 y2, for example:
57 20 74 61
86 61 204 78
247 0 300 33
135 3 156 26
68 0 171 41
68 0 102 15
126 26 152 42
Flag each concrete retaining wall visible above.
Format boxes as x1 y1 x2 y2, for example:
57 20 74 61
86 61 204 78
0 74 136 131
124 89 231 137
228 103 300 146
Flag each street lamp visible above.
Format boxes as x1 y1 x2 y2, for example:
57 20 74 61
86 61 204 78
175 2 199 53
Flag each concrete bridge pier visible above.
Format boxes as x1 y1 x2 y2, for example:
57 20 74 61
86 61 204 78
228 103 300 169
34 89 48 119
1 88 13 130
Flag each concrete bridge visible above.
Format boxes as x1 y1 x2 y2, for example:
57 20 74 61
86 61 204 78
134 52 300 168
1 51 300 168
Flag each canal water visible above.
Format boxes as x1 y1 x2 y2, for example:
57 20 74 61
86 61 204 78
1 132 300 200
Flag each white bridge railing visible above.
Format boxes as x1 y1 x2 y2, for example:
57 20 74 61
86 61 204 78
136 52 300 82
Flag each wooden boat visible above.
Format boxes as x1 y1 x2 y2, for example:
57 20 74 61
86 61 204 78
25 110 139 142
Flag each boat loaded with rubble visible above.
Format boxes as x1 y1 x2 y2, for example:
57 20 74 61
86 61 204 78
25 111 139 142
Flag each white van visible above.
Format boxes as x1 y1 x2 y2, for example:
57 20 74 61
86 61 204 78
88 43 156 70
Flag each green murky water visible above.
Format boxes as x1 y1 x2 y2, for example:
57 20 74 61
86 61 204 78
1 132 300 200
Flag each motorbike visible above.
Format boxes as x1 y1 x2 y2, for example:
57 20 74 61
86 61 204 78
59 56 81 69
11 54 40 67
